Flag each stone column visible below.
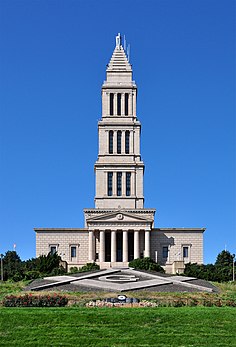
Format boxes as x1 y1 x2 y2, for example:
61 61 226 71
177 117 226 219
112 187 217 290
122 230 128 262
144 230 150 257
100 231 105 263
88 231 94 262
111 230 117 263
121 93 125 115
114 93 117 116
130 130 134 154
113 130 117 154
122 130 126 154
134 230 140 259
131 172 135 196
133 91 136 117
122 173 126 196
112 172 116 196
129 92 133 116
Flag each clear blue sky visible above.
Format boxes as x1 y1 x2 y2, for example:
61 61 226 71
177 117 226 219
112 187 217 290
0 0 235 264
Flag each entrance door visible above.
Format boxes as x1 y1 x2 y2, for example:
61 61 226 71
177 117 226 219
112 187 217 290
105 232 111 262
128 232 134 261
116 232 123 262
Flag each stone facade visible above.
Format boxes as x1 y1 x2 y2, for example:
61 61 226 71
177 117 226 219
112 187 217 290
35 34 205 274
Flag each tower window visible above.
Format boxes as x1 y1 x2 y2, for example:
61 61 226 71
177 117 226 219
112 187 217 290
117 172 122 196
71 246 77 258
109 130 113 154
126 172 131 196
107 172 113 196
125 131 130 154
117 130 122 154
117 93 121 115
110 93 114 115
125 93 129 115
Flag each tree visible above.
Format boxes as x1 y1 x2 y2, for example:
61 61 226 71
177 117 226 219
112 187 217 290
184 250 236 282
215 250 234 267
3 251 23 281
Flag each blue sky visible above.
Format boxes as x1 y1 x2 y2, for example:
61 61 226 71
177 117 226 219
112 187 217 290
0 0 235 263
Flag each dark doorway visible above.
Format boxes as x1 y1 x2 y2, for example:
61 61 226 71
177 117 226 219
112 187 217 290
116 232 123 261
105 232 111 262
128 232 134 261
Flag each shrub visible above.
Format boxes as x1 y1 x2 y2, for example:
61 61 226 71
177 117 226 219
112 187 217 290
3 294 68 307
129 257 165 273
78 262 100 272
24 271 42 280
50 266 67 276
184 250 236 282
69 267 79 274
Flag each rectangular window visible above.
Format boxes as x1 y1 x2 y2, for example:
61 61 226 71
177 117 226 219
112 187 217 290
162 246 168 259
126 172 131 196
117 93 121 115
50 246 57 255
117 131 122 154
71 246 77 258
125 131 130 154
110 93 114 115
183 247 189 258
125 93 129 115
109 130 113 154
117 172 122 196
108 172 113 196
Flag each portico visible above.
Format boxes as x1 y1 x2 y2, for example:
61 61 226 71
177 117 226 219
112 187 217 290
88 229 151 265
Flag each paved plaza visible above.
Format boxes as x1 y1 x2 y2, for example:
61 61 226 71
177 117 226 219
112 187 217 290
26 269 218 293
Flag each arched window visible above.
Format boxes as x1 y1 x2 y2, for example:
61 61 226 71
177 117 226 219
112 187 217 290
117 130 122 154
110 93 114 115
125 131 130 154
109 130 113 154
125 93 129 115
117 93 121 115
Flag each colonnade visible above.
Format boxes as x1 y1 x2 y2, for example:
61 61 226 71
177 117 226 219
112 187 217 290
88 229 150 263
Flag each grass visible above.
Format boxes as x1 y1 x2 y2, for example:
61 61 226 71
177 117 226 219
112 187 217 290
0 281 236 346
0 306 235 346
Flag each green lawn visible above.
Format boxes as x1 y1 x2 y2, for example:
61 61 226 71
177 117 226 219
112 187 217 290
0 307 235 346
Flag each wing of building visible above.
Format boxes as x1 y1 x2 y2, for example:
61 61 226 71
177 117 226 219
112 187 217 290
35 34 205 274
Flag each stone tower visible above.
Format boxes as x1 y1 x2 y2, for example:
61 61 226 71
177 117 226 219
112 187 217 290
94 33 144 209
84 34 156 267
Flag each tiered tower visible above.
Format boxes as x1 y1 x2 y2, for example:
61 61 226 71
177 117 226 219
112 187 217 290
94 33 144 209
84 34 155 267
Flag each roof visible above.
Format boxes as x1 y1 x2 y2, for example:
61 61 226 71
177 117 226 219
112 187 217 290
107 45 132 72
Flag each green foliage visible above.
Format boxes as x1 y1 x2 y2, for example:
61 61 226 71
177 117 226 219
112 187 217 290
34 252 62 274
2 251 66 281
69 267 79 274
129 257 165 273
23 270 42 280
2 251 24 281
184 250 235 282
3 294 68 307
78 262 100 272
215 250 234 267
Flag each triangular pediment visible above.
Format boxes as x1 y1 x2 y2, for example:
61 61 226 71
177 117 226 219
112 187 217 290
86 210 152 224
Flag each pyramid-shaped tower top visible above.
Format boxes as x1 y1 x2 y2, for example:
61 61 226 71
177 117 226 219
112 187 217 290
104 33 134 85
107 33 132 72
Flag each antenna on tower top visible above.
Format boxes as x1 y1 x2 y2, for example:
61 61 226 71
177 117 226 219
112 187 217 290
124 35 126 51
127 43 131 62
